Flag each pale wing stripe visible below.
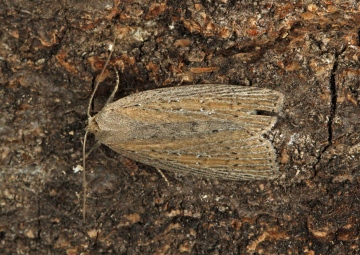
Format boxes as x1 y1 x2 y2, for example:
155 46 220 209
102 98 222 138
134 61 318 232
143 136 273 154
110 85 283 112
117 106 277 132
142 144 275 165
164 85 276 97
115 133 276 164
119 149 278 181
116 130 254 149
152 97 281 112
116 135 271 154
162 86 281 102
119 151 278 181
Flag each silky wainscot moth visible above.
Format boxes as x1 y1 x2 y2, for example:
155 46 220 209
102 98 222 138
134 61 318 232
86 84 284 181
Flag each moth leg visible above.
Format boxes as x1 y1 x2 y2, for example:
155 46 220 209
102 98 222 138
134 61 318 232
85 141 101 159
104 68 120 106
156 168 170 186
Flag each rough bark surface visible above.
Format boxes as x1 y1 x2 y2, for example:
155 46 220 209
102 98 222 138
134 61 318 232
1 1 360 254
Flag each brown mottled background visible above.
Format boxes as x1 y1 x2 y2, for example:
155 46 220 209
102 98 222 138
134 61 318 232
1 0 360 254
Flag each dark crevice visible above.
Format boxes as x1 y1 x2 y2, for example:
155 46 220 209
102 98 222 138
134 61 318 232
313 50 343 177
326 53 339 148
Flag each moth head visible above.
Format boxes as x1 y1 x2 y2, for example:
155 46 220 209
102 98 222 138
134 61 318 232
86 116 99 134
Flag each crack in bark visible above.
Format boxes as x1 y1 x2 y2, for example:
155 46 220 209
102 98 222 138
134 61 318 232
326 53 339 149
313 52 339 177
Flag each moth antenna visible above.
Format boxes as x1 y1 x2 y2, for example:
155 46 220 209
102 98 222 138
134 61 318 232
87 36 117 118
82 130 88 222
105 67 120 106
83 35 117 222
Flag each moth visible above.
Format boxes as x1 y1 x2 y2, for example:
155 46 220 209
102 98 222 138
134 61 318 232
86 83 284 181
81 42 283 220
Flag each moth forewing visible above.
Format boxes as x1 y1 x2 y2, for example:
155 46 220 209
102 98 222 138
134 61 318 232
87 84 283 181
